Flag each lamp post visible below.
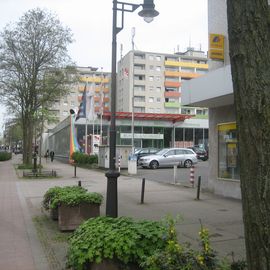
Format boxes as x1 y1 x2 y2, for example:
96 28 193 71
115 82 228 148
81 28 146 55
106 0 159 217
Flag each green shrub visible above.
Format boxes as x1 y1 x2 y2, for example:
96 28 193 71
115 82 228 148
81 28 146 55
42 185 88 210
71 151 98 165
0 151 12 161
50 191 103 209
67 216 167 270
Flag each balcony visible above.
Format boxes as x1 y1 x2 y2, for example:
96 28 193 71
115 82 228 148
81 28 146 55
164 91 180 98
165 60 208 69
164 81 181 88
81 77 110 83
164 102 180 108
165 71 202 79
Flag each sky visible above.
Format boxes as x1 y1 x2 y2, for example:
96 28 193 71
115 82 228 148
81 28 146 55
0 0 208 135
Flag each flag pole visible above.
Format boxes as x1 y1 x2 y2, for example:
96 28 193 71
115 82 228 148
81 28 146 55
85 82 88 154
100 68 104 145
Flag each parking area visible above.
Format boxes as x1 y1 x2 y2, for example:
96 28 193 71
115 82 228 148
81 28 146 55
124 160 209 187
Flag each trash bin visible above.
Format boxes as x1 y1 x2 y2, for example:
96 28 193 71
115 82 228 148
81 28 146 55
128 154 137 175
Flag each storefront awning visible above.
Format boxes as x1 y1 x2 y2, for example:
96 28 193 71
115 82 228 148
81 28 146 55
102 112 193 123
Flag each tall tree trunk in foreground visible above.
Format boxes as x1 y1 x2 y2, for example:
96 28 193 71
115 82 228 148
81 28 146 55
227 1 270 269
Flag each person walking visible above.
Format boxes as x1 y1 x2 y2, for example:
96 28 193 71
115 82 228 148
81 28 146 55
49 150 55 162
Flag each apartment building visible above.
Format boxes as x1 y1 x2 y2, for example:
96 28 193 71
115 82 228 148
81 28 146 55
47 66 111 130
117 48 209 118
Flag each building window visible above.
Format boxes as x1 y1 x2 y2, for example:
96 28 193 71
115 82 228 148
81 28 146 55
149 76 154 81
134 107 145 113
134 85 145 91
148 108 154 113
156 97 161 103
149 55 154 60
134 75 145 80
156 56 161 61
156 87 161 92
134 96 145 102
149 86 154 91
149 65 154 70
156 76 161 81
218 122 239 180
149 97 154 103
156 66 161 71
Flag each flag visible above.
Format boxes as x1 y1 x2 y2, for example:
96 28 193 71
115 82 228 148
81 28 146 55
69 113 81 163
124 68 129 77
75 85 87 121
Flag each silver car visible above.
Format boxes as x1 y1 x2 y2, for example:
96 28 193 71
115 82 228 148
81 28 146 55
138 148 198 169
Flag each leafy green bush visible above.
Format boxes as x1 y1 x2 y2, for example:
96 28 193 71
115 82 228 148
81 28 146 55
142 217 245 270
0 151 12 161
71 151 98 165
50 191 103 209
67 216 167 270
42 185 88 210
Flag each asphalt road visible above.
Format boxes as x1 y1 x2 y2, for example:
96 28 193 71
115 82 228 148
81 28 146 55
132 160 209 187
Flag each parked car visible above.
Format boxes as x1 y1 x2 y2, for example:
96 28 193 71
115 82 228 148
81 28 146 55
188 145 208 161
133 147 160 162
138 148 198 169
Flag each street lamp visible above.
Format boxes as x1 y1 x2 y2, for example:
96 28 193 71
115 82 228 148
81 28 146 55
106 0 159 217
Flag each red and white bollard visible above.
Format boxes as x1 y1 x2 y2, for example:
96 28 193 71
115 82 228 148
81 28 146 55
118 156 121 173
190 165 195 187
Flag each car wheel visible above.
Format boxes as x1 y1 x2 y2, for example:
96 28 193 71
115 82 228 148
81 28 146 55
184 159 192 168
150 160 159 169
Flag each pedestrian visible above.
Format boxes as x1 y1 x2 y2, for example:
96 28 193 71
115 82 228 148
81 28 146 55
45 149 49 162
49 150 55 162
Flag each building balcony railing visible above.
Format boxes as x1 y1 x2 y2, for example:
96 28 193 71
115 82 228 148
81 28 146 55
164 102 181 108
164 91 181 98
165 60 208 69
164 81 181 88
165 70 202 79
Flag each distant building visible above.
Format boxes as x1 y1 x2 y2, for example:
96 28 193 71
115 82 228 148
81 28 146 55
46 66 111 130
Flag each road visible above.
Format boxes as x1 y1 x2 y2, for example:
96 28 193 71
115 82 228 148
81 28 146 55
127 160 209 187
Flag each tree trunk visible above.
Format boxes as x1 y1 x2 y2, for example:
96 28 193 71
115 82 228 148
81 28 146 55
227 1 270 269
22 114 33 165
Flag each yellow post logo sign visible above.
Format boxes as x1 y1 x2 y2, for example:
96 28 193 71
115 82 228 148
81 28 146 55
209 34 224 60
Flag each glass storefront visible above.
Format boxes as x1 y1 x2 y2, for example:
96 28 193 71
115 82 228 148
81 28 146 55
218 122 239 180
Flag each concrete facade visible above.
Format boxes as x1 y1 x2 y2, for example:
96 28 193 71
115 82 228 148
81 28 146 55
117 49 209 117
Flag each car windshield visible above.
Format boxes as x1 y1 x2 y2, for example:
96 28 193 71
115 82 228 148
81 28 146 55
134 149 141 154
155 148 169 155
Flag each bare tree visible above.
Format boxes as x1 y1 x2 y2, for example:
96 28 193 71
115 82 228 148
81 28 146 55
227 0 270 269
0 8 74 164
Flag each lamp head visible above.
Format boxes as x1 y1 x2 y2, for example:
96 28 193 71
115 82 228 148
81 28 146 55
70 109 75 115
138 0 159 23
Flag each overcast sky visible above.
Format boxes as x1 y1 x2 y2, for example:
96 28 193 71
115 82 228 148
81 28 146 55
0 0 208 135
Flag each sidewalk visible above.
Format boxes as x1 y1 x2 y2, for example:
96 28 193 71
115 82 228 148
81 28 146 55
0 155 246 269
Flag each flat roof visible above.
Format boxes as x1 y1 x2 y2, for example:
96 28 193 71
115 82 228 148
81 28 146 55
102 112 193 123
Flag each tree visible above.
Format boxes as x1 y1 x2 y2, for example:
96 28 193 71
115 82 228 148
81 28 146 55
227 1 270 269
0 8 74 164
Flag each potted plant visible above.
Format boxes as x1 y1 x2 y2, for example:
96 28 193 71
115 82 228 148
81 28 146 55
42 186 87 220
51 191 103 231
67 216 167 270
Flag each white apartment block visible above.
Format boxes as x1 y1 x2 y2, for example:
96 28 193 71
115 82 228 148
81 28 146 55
117 48 209 118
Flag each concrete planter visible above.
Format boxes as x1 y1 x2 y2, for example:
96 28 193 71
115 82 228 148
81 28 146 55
89 260 141 270
58 202 100 231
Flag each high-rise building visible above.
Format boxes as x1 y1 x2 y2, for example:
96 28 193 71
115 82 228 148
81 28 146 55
117 48 208 118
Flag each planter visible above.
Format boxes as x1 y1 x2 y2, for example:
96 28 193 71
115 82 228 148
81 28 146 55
50 207 58 220
90 259 141 270
58 202 100 231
